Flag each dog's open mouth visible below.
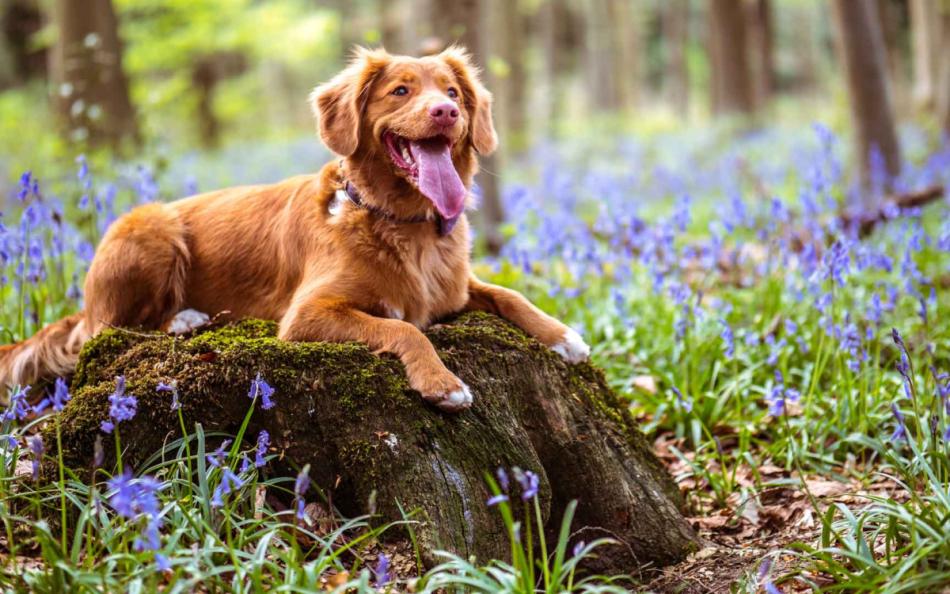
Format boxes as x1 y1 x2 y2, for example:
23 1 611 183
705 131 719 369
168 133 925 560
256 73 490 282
383 131 466 225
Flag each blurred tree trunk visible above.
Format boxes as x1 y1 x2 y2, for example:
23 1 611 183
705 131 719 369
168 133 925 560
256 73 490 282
491 0 527 152
49 0 138 147
1 0 47 89
539 0 578 130
707 0 755 115
191 51 247 149
662 0 690 116
832 0 902 203
427 0 504 253
876 0 908 111
936 6 950 133
379 0 406 54
746 0 774 109
794 3 820 92
910 0 940 109
583 0 630 112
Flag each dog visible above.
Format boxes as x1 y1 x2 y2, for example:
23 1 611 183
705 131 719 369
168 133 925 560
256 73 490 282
0 46 589 412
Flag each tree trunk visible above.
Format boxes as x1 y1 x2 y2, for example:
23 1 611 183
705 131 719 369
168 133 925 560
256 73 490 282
49 0 138 147
426 0 504 253
934 5 950 133
539 0 578 131
1 0 47 88
490 0 527 152
583 0 629 112
662 0 691 116
45 313 697 572
910 0 940 109
746 0 774 109
832 0 902 204
707 0 755 116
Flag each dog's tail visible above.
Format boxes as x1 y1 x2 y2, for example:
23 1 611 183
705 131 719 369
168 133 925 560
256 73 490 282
0 313 91 400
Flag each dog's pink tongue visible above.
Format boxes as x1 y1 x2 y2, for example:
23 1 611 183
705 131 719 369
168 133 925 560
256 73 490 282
411 138 466 220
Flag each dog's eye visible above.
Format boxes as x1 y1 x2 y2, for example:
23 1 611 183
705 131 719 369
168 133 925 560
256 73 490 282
447 88 459 99
391 85 409 96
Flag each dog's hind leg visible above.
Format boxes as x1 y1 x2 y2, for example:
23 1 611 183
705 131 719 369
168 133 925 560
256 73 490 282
1 204 190 398
83 203 191 335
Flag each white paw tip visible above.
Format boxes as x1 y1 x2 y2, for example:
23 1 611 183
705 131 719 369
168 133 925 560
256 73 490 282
552 328 590 364
438 382 473 412
167 309 211 335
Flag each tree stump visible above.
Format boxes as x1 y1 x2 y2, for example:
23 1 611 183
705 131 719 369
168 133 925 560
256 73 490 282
50 312 697 572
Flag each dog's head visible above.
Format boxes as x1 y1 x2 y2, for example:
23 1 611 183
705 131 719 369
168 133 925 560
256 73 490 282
311 46 496 223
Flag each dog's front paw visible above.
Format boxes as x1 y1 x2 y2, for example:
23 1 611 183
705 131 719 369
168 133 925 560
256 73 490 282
551 327 590 364
415 373 474 412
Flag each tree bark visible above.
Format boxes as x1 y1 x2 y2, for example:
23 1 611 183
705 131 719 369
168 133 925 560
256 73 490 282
935 5 950 133
707 0 755 116
662 0 691 116
746 0 774 109
910 0 940 109
45 313 697 572
539 0 578 130
583 0 634 112
48 0 138 147
832 0 902 203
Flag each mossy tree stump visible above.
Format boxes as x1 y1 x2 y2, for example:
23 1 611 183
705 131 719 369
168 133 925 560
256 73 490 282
50 312 697 572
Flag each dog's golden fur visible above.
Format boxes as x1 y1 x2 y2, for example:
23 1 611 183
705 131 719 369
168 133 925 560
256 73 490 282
0 46 588 411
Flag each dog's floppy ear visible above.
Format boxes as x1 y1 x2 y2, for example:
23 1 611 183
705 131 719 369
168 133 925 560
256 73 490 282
311 47 390 156
439 46 498 156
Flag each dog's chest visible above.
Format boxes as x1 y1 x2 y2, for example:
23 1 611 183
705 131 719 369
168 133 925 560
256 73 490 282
376 241 468 327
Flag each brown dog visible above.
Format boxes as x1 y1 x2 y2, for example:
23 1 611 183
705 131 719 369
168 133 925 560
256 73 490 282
0 47 589 411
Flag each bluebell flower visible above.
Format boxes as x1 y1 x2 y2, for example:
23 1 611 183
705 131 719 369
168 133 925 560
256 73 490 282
513 468 540 500
890 404 907 442
487 494 509 506
107 471 163 519
239 455 251 473
2 385 31 421
254 430 269 468
294 465 310 520
101 376 137 433
496 467 509 492
572 540 586 558
671 386 693 413
51 377 70 411
373 553 391 587
156 381 180 411
248 373 276 410
720 320 735 358
206 440 232 468
155 553 171 572
1 435 17 450
28 435 44 480
210 468 244 508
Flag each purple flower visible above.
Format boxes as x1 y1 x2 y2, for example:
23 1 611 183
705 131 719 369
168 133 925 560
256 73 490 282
2 385 31 421
496 467 510 492
572 540 586 558
155 553 171 571
102 376 137 433
248 374 275 410
294 465 311 520
671 386 693 413
157 381 180 411
210 467 244 508
890 403 907 442
1 435 17 450
133 517 162 552
28 435 44 480
107 471 163 519
373 553 391 587
720 320 735 358
486 494 509 506
206 440 232 468
51 377 70 412
513 468 540 500
239 455 251 473
254 430 269 468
